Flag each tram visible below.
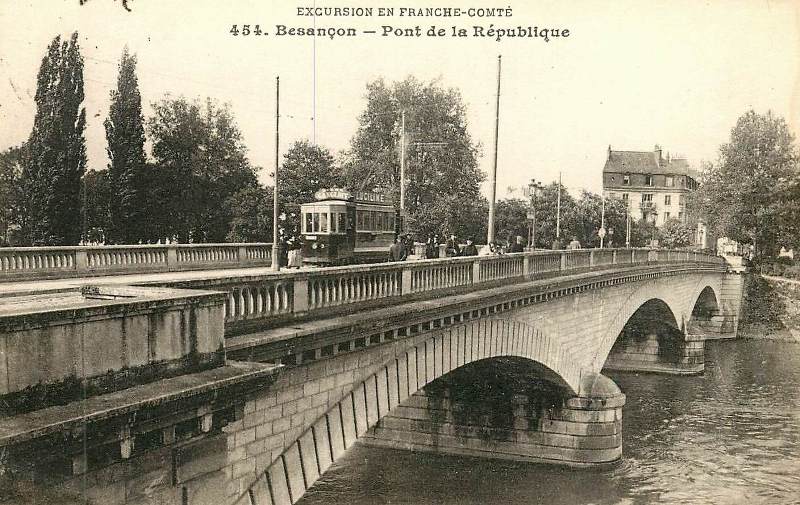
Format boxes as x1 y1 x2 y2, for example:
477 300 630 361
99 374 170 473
300 188 401 265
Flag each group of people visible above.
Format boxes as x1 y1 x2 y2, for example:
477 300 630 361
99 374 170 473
389 233 584 262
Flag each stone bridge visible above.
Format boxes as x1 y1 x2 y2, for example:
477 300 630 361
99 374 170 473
0 249 741 505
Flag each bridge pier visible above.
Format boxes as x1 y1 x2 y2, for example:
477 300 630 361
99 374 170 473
603 330 705 375
364 366 624 468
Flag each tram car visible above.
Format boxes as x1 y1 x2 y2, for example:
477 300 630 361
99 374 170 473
300 188 401 265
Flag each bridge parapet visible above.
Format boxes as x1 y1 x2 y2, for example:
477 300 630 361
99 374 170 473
160 249 725 335
0 243 273 281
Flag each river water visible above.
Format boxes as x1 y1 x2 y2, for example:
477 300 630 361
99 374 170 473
297 340 800 505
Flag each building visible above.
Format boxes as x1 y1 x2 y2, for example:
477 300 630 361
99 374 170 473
602 145 698 226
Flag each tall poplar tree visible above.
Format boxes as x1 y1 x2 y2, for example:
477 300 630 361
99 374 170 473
21 32 87 245
105 47 148 243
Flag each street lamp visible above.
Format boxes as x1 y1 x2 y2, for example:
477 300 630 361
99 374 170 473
525 180 543 249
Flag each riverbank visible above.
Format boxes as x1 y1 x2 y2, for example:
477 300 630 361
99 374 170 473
737 274 800 342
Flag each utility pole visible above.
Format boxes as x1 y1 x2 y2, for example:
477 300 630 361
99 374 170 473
271 76 281 271
487 55 501 245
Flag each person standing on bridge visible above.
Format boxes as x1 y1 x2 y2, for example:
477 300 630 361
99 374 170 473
425 234 440 259
445 234 461 257
508 235 525 253
567 236 582 250
388 235 408 262
460 237 478 256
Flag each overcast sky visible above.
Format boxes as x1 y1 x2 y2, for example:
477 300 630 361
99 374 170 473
1 0 797 198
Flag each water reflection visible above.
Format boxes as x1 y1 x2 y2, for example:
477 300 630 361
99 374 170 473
298 340 800 505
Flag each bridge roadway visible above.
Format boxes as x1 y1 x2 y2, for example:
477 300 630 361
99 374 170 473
0 249 740 505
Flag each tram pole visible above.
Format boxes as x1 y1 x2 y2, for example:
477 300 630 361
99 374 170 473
271 76 281 271
487 55 502 245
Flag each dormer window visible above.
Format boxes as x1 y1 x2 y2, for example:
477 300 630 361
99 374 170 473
623 174 630 185
645 174 653 186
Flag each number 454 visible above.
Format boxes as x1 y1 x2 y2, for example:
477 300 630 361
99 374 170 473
230 25 263 36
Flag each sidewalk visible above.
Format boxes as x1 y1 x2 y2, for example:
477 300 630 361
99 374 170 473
0 266 313 298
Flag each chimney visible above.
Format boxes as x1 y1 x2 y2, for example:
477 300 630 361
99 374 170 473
607 144 612 160
654 144 662 165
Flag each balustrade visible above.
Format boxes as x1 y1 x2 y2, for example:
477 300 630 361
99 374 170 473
409 258 473 293
0 243 272 280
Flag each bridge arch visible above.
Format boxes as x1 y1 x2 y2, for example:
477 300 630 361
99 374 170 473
687 285 720 329
234 318 587 505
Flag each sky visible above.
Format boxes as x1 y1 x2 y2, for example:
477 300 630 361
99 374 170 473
0 0 798 199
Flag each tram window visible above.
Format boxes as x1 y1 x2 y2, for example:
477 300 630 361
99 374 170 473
357 212 364 230
365 212 372 230
320 213 328 232
303 213 310 233
389 214 395 230
338 213 346 233
313 213 320 232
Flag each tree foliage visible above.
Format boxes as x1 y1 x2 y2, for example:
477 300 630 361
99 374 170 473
105 47 148 244
0 145 26 245
693 110 799 257
147 97 259 242
409 193 489 241
342 77 484 234
225 184 274 243
20 32 86 245
658 218 693 248
280 140 341 205
83 169 112 243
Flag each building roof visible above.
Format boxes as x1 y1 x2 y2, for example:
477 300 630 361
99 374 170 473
603 146 694 177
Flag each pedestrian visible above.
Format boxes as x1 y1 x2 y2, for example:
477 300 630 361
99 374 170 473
388 235 408 262
445 234 461 257
425 234 440 259
508 235 525 253
286 236 303 268
461 237 478 256
567 236 582 250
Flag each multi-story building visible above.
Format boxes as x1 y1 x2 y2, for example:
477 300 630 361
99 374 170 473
602 145 698 226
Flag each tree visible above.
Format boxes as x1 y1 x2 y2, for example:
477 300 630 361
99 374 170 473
225 184 274 243
494 198 529 245
0 145 26 245
281 140 341 205
409 194 488 242
105 47 148 244
147 97 259 242
343 77 484 220
83 169 112 243
659 218 693 248
567 191 628 248
693 110 798 258
20 32 86 245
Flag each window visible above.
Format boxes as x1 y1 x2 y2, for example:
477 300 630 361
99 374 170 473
645 174 653 186
679 194 686 206
665 176 674 187
304 213 313 233
642 194 653 203
665 195 671 206
338 213 346 233
622 193 629 202
623 174 630 185
665 211 671 220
